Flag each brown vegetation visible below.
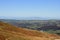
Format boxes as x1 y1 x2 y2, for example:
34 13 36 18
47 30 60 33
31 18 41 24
0 21 60 40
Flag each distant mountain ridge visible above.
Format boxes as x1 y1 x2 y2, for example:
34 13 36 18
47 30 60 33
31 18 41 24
0 17 55 20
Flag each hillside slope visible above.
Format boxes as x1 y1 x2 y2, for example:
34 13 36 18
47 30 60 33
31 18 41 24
0 21 60 40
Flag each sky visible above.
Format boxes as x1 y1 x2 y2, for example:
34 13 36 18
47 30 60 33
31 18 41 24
0 0 60 19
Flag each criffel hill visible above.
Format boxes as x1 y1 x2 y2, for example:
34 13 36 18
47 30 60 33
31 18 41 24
0 21 60 40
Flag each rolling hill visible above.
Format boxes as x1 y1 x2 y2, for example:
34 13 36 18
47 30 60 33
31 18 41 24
0 21 60 40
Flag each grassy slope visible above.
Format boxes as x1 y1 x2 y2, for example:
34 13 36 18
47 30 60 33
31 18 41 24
0 22 60 40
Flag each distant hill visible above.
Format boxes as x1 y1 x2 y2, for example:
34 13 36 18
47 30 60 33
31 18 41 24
0 17 51 20
0 21 60 40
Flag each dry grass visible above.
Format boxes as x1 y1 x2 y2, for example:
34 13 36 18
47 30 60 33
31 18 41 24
0 22 60 40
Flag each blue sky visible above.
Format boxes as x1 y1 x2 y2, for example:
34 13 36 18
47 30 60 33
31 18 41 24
0 0 60 19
